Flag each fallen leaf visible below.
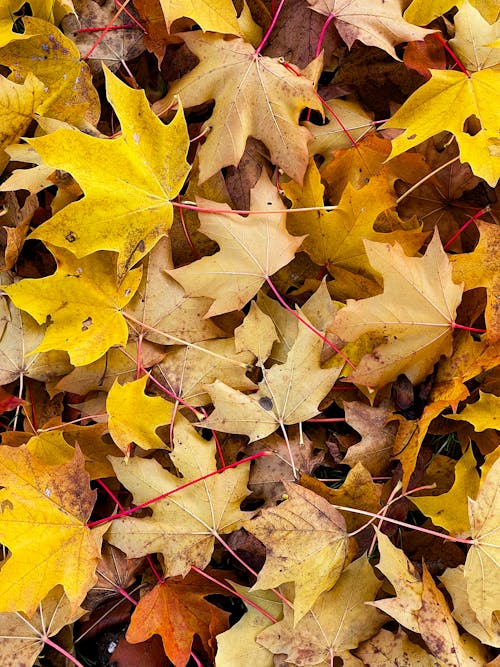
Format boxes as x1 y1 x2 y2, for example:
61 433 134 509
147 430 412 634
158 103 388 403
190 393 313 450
28 67 190 277
356 627 442 666
382 68 500 186
307 0 433 59
106 415 254 577
245 482 349 622
0 445 105 615
0 586 85 667
331 230 464 388
168 172 305 317
126 570 230 666
404 0 499 26
4 247 141 366
107 375 173 453
445 391 500 431
450 221 500 342
159 32 323 183
449 1 500 72
464 456 500 631
411 445 480 536
256 555 386 664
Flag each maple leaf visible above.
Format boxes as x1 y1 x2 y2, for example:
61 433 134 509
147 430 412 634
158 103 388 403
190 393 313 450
341 402 397 475
125 237 224 345
107 376 173 453
382 68 500 186
3 247 141 366
463 456 500 631
450 220 500 342
412 446 480 536
256 555 386 664
331 230 464 388
307 0 433 59
168 173 305 318
0 17 100 126
0 74 44 150
126 570 229 666
244 482 349 622
159 32 323 183
216 585 281 666
204 321 343 447
26 67 190 277
404 0 499 26
106 415 254 577
441 565 500 647
158 0 241 34
283 165 426 287
0 587 85 667
449 1 500 72
356 628 446 666
445 391 500 431
0 445 106 616
154 337 256 407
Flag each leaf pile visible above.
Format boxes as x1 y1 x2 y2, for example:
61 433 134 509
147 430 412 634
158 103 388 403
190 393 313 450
0 0 499 665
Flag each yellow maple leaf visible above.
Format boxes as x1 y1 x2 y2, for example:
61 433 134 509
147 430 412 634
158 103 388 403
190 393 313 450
445 391 500 431
411 446 481 536
382 68 500 186
244 482 349 622
331 229 464 388
0 73 44 149
27 67 190 277
256 555 386 663
464 456 500 630
158 0 241 34
449 1 500 71
4 247 142 366
404 0 499 25
106 415 254 577
0 17 100 126
168 172 305 318
159 32 323 183
0 445 106 616
204 321 343 444
107 376 174 453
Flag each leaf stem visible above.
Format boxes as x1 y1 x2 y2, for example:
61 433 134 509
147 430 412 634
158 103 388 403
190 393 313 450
264 276 356 369
254 0 286 56
443 206 490 250
172 201 338 215
395 156 460 204
42 636 85 667
433 33 470 77
315 13 335 58
123 312 250 369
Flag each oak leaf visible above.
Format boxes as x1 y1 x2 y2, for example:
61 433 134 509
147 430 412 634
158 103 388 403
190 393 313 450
106 415 254 577
0 445 105 615
244 482 349 622
107 376 173 453
307 0 433 59
204 319 343 444
331 230 464 388
256 555 386 664
382 68 500 186
168 173 305 318
126 570 229 666
27 67 190 277
4 247 142 366
160 32 323 183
